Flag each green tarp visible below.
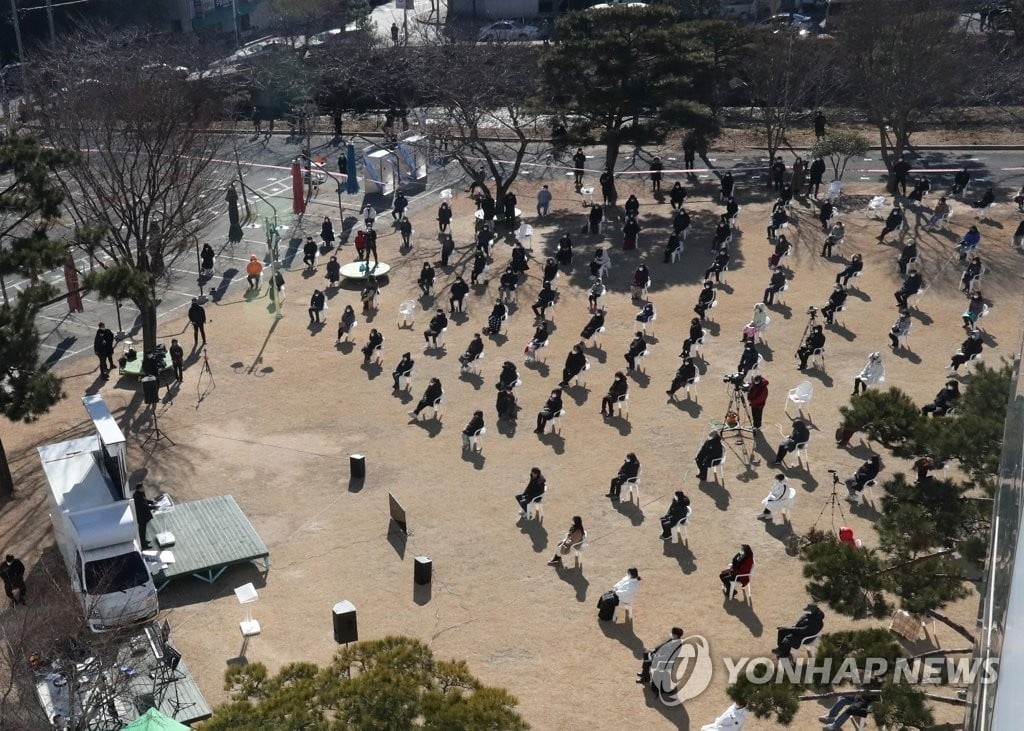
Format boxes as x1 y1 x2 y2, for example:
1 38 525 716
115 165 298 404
121 708 190 731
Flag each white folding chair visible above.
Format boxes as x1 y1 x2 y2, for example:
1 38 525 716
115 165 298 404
612 393 629 419
633 349 650 373
574 362 591 387
518 223 533 248
672 514 690 544
421 396 443 420
811 347 826 371
439 188 453 201
728 571 753 602
624 469 641 503
462 352 485 375
372 341 385 365
975 202 995 221
580 185 594 207
467 427 485 452
564 536 587 569
640 312 657 335
764 486 797 522
785 381 813 418
797 632 821 657
586 326 605 349
827 180 843 198
710 455 725 482
526 492 545 521
867 196 887 219
397 368 413 391
793 441 810 468
684 375 700 399
690 336 706 357
547 409 566 435
615 600 634 623
398 300 417 327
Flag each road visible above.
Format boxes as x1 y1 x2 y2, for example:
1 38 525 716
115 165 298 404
10 134 1024 375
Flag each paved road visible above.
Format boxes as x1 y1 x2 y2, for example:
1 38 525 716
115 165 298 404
12 133 1024 375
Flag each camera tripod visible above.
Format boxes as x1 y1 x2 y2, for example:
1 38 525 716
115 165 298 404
812 470 848 532
711 383 755 452
142 405 175 448
795 308 820 365
196 348 216 404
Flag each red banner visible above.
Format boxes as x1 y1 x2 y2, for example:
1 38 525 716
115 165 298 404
292 161 306 215
64 255 83 313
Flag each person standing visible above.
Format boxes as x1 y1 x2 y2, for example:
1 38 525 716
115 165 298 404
188 298 207 348
746 374 768 431
770 157 786 191
391 22 400 44
572 148 586 187
200 243 215 276
94 323 115 379
169 339 184 383
321 216 335 248
0 554 27 606
537 184 552 217
683 136 697 170
813 110 827 138
892 156 912 197
132 484 157 549
649 157 663 193
808 156 826 198
791 156 806 197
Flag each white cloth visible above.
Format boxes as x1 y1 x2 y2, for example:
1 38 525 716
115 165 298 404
858 358 885 384
763 478 789 505
701 703 748 730
613 576 640 606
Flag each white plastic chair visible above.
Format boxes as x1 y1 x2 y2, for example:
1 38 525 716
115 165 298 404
859 479 877 505
811 347 826 371
670 246 683 263
580 185 594 207
615 600 634 623
612 393 629 419
439 188 453 201
672 514 690 544
398 300 417 327
574 361 591 387
564 536 587 569
975 202 995 221
624 469 641 503
867 196 887 218
397 367 413 391
518 223 533 248
793 441 810 468
640 312 657 335
421 396 443 420
684 375 700 399
710 455 725 482
690 336 706 357
467 427 485 452
764 486 797 522
372 340 385 365
462 351 485 375
909 286 928 309
526 491 545 521
525 339 549 363
827 180 843 198
785 381 814 417
728 570 753 602
633 349 650 373
547 409 566 434
797 632 821 657
586 326 606 348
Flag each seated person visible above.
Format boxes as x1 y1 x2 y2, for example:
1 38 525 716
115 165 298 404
845 455 882 500
797 325 826 369
673 208 691 236
768 235 792 269
779 183 793 207
496 387 519 421
695 431 724 481
336 305 357 341
763 269 788 305
450 276 470 313
417 262 435 296
718 544 754 594
476 225 494 256
704 249 730 282
666 357 698 398
819 690 879 731
962 292 986 328
600 371 629 417
821 284 848 325
771 420 810 465
952 167 971 195
878 206 904 240
524 322 550 361
853 352 885 395
889 308 912 349
736 341 759 377
510 243 529 274
361 328 383 363
458 333 485 370
560 344 588 387
950 330 983 371
907 176 931 202
680 317 704 357
772 603 825 659
897 240 918 275
542 257 559 286
590 248 611 278
531 282 556 319
631 264 651 297
515 467 546 516
587 204 603 234
922 380 960 416
246 255 263 289
658 491 691 539
836 254 863 286
461 410 485 450
758 474 790 519
710 216 731 254
325 256 341 286
535 388 564 434
725 196 739 222
636 301 656 326
894 270 924 307
498 267 518 300
637 627 685 685
485 301 508 335
497 361 520 393
548 516 586 567
556 234 573 267
669 182 687 209
470 251 488 284
622 214 640 250
960 255 983 293
588 278 607 310
766 206 789 239
359 276 379 312
693 281 716 320
391 352 414 390
818 199 835 231
957 225 981 262
663 231 683 263
409 378 443 418
624 332 648 371
821 221 845 257
972 186 995 209
423 309 448 348
607 452 641 501
925 196 951 229
581 308 606 340
624 194 640 218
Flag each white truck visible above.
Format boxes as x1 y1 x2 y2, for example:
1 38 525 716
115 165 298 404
39 395 159 632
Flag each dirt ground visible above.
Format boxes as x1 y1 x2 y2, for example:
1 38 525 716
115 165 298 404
2 165 1021 729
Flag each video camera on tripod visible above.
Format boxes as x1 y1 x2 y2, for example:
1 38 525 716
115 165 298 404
722 372 748 388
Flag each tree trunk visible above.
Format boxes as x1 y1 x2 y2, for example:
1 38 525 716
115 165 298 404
137 298 158 354
604 124 623 174
0 435 14 502
925 608 976 644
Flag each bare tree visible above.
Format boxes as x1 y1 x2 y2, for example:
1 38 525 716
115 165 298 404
33 30 231 352
740 31 835 183
837 0 965 185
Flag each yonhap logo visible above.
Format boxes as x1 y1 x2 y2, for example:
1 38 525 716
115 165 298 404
651 634 713 706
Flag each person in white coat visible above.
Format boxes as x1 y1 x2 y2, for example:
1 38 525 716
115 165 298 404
701 700 749 730
613 568 641 607
758 474 791 520
853 352 885 396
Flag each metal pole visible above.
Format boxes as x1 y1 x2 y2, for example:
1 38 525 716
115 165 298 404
403 4 408 43
231 0 241 48
0 274 8 306
44 0 55 42
9 0 25 64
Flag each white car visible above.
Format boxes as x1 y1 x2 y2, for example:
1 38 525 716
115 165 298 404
477 20 540 42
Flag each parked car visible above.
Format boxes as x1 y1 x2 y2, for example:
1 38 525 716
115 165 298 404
477 20 541 42
760 13 814 34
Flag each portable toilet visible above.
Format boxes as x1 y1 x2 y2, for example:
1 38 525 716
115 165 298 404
396 135 428 182
362 148 396 196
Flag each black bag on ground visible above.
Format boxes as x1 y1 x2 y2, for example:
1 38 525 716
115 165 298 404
597 590 619 621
